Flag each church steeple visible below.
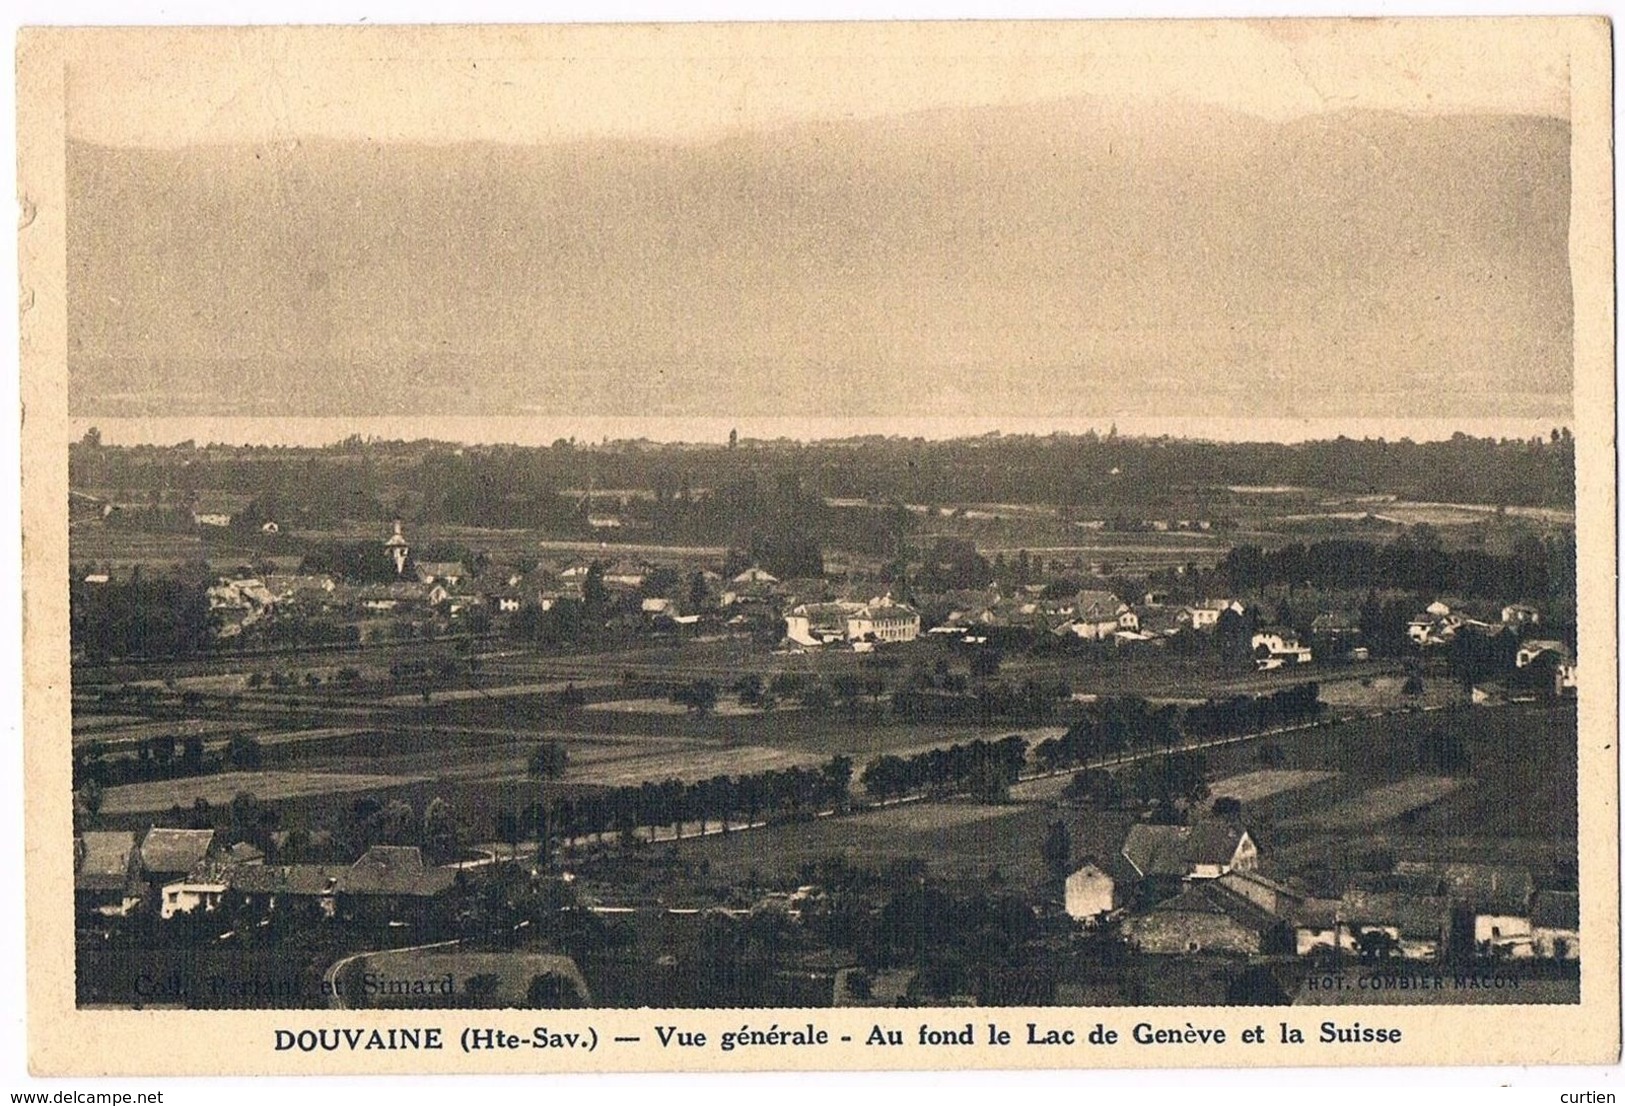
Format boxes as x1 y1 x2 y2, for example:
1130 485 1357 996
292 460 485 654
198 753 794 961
385 519 410 576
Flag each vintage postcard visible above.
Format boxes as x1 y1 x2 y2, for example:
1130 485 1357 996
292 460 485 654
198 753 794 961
17 19 1618 1075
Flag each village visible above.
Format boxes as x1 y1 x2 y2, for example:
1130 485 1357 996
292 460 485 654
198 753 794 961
68 431 1580 1009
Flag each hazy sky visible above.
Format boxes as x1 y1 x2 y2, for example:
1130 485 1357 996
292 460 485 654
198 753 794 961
69 21 1571 148
65 22 1577 425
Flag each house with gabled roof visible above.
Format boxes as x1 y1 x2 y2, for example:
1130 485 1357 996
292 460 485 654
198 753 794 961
414 561 468 588
159 874 230 919
1339 890 1448 959
262 574 338 606
1122 878 1293 956
138 828 215 882
75 831 144 916
1057 590 1130 641
1501 602 1542 627
1293 896 1355 956
1181 598 1245 631
1252 627 1312 668
229 863 345 917
1516 639 1572 668
1064 862 1117 922
337 846 457 922
1121 822 1259 882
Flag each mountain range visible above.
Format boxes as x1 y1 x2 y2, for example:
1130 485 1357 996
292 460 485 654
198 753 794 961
67 99 1573 420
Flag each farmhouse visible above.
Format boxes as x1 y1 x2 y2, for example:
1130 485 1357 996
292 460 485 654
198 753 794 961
1064 863 1117 921
1121 823 1258 882
1474 907 1533 958
1252 627 1312 668
1501 603 1542 627
1217 869 1305 918
1338 890 1448 959
355 581 448 611
74 831 144 916
414 561 468 587
1181 599 1244 631
138 828 216 884
1057 591 1131 641
1392 861 1534 906
731 566 780 587
1407 602 1462 647
485 587 525 613
1293 897 1356 957
225 841 265 866
1516 639 1571 668
722 568 783 608
1122 880 1291 956
207 577 276 611
337 846 458 922
261 574 338 606
602 560 654 590
228 864 344 918
1310 610 1361 648
159 876 229 919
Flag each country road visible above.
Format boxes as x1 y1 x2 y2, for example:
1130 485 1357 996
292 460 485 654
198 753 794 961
323 938 462 1010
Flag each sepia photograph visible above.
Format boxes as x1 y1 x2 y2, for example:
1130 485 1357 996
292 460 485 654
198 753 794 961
17 17 1618 1075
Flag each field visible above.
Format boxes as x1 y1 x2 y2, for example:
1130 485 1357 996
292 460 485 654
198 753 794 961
1309 775 1464 829
1207 769 1337 803
101 770 428 814
72 586 1576 904
659 702 1577 895
668 797 1123 890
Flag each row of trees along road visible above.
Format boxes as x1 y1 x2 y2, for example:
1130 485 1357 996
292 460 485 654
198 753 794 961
494 754 856 855
1031 687 1322 773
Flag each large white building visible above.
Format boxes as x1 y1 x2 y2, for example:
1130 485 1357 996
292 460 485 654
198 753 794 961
785 595 920 647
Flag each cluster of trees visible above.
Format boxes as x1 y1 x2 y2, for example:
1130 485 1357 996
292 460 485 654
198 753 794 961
1033 696 1181 771
1060 751 1213 816
1415 726 1470 774
72 731 268 793
1032 687 1322 774
297 540 406 583
1120 752 1213 815
871 879 1046 1003
1220 535 1575 605
70 565 215 661
859 735 1028 803
1181 684 1323 740
493 755 856 854
349 795 463 861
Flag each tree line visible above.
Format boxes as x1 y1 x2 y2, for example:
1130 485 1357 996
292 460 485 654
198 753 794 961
74 429 1576 522
1032 686 1322 773
1220 535 1575 604
859 735 1029 803
493 756 857 854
